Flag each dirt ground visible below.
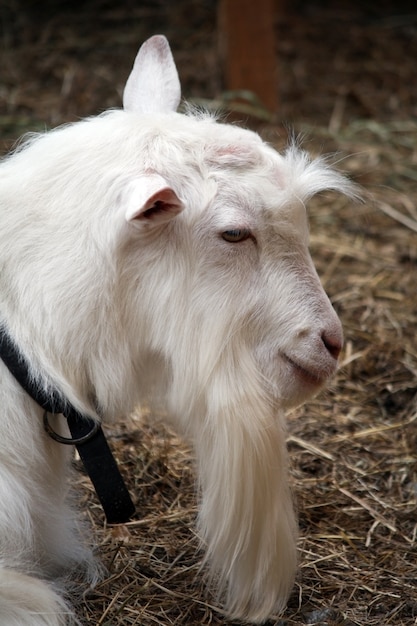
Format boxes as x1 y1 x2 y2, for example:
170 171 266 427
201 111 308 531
0 1 416 625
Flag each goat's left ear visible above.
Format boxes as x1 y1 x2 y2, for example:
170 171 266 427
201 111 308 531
125 173 184 226
123 35 181 114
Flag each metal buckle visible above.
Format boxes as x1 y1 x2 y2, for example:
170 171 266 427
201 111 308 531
43 410 100 445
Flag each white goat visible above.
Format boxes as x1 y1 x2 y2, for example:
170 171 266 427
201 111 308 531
0 35 354 625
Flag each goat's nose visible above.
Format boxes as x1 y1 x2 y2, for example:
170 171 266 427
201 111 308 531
321 327 343 360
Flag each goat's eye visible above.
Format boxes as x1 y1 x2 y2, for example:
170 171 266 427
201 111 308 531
222 228 252 243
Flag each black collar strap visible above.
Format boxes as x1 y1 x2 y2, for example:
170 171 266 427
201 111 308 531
0 328 135 524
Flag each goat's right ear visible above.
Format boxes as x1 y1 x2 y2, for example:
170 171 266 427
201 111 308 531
123 35 181 114
125 173 184 226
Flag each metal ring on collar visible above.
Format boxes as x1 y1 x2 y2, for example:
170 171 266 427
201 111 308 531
43 410 100 445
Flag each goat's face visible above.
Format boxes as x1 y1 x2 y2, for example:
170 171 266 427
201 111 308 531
188 156 343 411
120 122 344 416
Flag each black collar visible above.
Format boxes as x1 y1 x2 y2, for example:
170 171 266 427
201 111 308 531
0 328 135 524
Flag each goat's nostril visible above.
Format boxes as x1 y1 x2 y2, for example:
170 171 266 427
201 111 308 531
321 330 343 360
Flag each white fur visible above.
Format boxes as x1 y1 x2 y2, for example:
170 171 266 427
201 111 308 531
0 35 355 624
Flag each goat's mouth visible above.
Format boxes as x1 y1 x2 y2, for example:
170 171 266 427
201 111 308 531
282 354 329 387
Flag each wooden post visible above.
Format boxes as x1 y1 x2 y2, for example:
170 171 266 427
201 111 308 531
218 0 280 114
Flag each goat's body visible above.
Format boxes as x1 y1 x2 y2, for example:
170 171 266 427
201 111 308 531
0 370 94 625
0 36 353 624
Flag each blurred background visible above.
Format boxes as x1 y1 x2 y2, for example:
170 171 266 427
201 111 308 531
1 0 417 133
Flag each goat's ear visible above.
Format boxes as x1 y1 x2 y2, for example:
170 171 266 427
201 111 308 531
125 173 184 226
123 35 181 114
